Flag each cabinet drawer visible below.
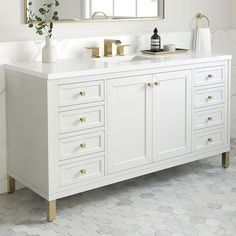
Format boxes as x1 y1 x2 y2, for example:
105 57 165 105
194 128 224 151
194 107 225 130
194 87 225 108
58 81 104 107
59 131 104 161
194 66 224 86
59 157 104 186
59 106 104 134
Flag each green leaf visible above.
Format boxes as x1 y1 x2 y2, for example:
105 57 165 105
52 16 59 21
35 16 42 21
28 23 34 28
39 8 46 14
55 0 59 7
54 11 58 16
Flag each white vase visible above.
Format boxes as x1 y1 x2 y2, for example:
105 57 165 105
42 36 57 63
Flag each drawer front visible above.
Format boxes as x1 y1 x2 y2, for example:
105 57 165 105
194 107 225 130
58 81 104 107
194 66 225 87
59 157 104 186
194 128 224 151
59 106 104 134
194 87 225 108
59 131 104 161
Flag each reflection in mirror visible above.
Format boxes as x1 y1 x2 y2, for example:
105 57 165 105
25 0 165 22
114 0 136 18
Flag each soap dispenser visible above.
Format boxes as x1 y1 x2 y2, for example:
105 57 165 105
151 28 161 52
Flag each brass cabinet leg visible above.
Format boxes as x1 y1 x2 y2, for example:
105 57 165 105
7 176 15 193
222 152 230 169
47 200 56 222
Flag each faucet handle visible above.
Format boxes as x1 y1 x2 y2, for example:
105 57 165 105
85 47 100 58
117 44 131 56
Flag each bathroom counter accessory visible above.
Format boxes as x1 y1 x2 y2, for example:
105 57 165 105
4 52 232 221
141 48 189 55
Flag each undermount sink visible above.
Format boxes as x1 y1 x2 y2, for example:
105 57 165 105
93 55 152 63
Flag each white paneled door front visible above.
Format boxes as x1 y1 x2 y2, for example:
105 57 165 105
153 70 192 161
107 75 153 173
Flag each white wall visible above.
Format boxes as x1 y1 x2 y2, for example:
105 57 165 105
0 0 230 42
230 0 236 29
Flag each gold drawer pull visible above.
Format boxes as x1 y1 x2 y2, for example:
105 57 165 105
80 169 87 175
208 74 214 79
80 143 87 149
208 117 213 121
79 91 86 96
208 138 213 143
80 117 86 123
146 82 153 88
154 81 160 87
208 95 213 100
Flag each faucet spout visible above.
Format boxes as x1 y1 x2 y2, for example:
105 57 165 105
104 39 122 57
105 39 121 45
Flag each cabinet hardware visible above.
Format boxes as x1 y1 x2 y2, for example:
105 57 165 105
79 91 86 96
154 81 160 87
208 138 213 143
80 169 87 175
208 117 213 121
208 74 214 79
85 47 100 58
208 95 213 100
146 82 153 88
80 117 86 123
80 143 87 149
117 44 131 56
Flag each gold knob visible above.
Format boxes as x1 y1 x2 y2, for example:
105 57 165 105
80 169 87 175
154 81 160 87
208 138 213 143
208 74 213 79
80 117 86 123
80 91 86 96
208 117 213 121
208 95 213 100
80 143 87 149
146 82 153 88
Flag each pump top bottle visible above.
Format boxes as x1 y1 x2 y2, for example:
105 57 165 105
151 28 161 52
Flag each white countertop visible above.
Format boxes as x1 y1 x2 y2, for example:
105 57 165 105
4 51 232 80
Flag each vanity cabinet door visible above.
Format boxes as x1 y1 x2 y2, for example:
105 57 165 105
107 75 153 173
153 70 192 161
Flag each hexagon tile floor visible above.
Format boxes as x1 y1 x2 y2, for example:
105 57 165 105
1 140 236 236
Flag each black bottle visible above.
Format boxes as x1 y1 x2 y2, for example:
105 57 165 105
151 28 161 52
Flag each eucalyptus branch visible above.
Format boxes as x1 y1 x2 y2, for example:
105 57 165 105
27 0 59 38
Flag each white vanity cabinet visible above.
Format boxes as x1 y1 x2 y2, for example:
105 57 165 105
4 53 231 221
107 75 153 173
153 70 192 161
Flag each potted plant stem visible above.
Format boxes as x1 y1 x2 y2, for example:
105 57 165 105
27 0 60 63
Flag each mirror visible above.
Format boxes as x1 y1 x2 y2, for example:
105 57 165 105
25 0 165 22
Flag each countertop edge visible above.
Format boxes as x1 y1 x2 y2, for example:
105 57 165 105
3 54 232 80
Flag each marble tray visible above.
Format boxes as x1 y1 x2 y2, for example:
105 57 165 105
141 48 189 55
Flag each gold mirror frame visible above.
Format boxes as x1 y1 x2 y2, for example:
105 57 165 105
24 0 165 23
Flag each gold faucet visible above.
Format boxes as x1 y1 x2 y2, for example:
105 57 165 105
104 39 122 57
